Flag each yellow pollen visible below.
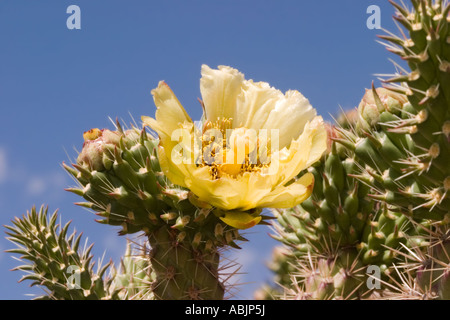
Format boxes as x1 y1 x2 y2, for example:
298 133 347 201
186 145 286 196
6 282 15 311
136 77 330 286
199 118 271 179
83 128 102 141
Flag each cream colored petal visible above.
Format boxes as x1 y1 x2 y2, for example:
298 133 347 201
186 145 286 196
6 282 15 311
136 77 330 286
156 145 189 188
266 116 327 186
233 80 282 129
257 172 314 208
262 90 317 149
142 81 201 188
304 116 328 168
145 81 193 139
200 65 245 122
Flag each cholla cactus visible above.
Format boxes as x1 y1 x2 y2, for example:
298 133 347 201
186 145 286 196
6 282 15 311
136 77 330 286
267 123 428 299
5 205 159 300
262 0 450 300
340 0 450 221
110 240 155 300
65 123 243 299
5 205 119 300
6 0 449 302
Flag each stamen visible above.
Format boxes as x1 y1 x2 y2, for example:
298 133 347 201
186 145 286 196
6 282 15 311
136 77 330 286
198 117 272 179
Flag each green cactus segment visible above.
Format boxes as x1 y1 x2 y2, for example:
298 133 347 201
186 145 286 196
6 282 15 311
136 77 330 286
65 124 245 299
343 0 450 221
357 207 411 267
148 225 225 300
4 205 119 300
414 230 450 299
66 127 173 235
377 225 450 300
111 241 155 300
287 248 368 300
268 118 431 299
274 197 417 268
273 128 418 266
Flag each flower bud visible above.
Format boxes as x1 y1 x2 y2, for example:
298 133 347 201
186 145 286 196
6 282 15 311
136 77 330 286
77 129 121 171
358 88 408 130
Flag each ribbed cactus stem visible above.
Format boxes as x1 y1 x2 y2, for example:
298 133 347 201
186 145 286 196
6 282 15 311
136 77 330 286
148 226 224 300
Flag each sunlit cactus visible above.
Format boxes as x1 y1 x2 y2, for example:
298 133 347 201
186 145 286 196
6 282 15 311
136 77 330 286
5 0 450 301
261 0 450 300
5 205 119 300
64 122 246 300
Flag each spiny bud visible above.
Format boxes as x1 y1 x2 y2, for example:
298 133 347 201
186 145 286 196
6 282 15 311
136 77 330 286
357 87 408 129
77 129 122 171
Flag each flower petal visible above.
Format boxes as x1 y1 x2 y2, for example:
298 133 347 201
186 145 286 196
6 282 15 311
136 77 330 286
219 211 262 230
142 81 198 187
200 65 245 122
143 81 192 139
262 90 317 149
157 145 189 188
257 172 315 208
267 116 327 186
184 166 246 209
304 116 329 168
233 81 317 149
233 80 281 129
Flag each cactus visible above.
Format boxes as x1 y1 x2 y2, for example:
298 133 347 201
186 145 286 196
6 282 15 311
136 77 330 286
5 0 450 301
64 123 245 300
260 0 450 300
5 205 119 300
266 124 428 299
284 247 369 300
5 205 161 300
337 0 450 221
110 240 155 300
368 224 450 300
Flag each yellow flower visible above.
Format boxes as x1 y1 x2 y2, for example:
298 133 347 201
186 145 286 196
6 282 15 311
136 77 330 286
142 65 327 229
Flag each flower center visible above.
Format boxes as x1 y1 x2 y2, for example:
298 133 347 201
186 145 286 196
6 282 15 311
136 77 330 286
199 118 271 179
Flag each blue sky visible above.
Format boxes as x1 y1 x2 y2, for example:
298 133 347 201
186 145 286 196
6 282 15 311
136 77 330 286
0 0 400 299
